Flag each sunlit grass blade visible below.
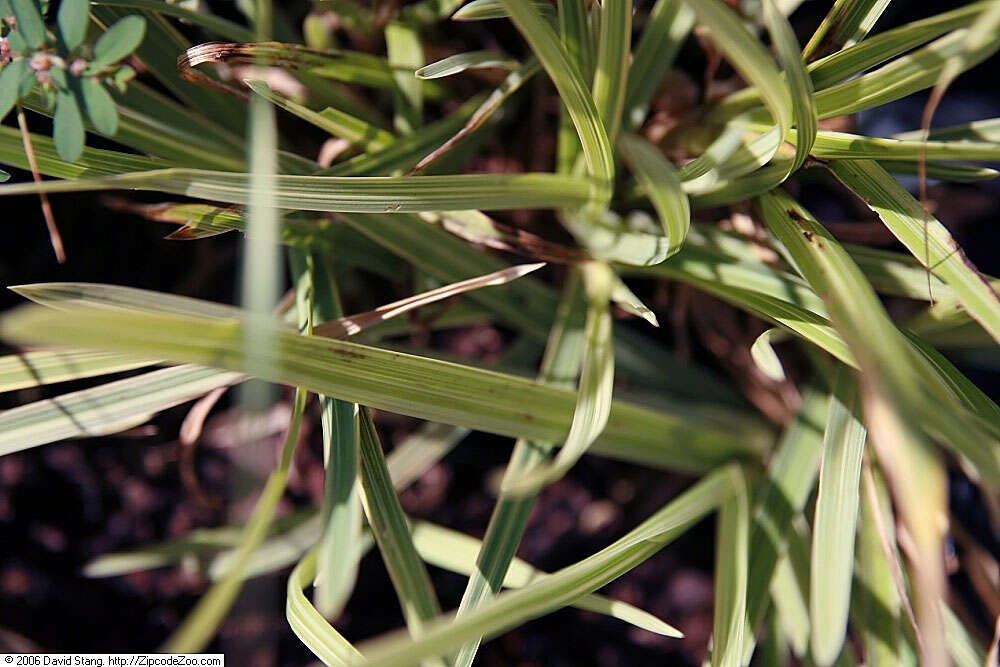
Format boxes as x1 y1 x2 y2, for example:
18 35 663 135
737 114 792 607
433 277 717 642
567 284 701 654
19 89 247 172
763 0 818 173
0 349 155 393
802 0 891 61
618 132 690 257
0 126 170 177
591 0 630 139
0 303 765 472
610 275 658 327
409 520 682 637
324 95 485 176
895 116 1000 142
243 80 394 152
409 59 540 173
854 464 906 666
688 0 792 169
355 465 742 667
810 368 866 666
624 0 693 129
882 161 999 183
813 27 1000 120
754 191 1000 487
162 387 307 652
768 523 811 661
745 387 825 651
711 469 749 667
922 2 1000 146
713 1 994 122
0 168 594 212
451 270 586 666
0 365 241 455
750 328 787 382
497 0 614 190
287 549 364 666
858 387 949 667
451 0 556 23
290 251 364 620
502 262 614 495
357 408 443 647
385 21 424 135
415 51 519 79
770 127 1000 162
943 602 988 667
11 282 246 319
313 263 545 339
829 159 1000 344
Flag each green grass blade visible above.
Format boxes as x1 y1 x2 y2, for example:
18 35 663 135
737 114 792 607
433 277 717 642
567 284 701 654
498 0 614 190
772 126 1000 162
0 349 156 392
451 270 586 666
385 21 424 135
624 0 693 129
502 262 614 494
754 191 1000 487
356 465 741 667
20 89 248 172
829 159 1000 344
688 0 792 168
291 251 364 620
943 602 988 667
809 368 866 666
813 27 1000 119
802 0 892 61
415 51 519 79
618 132 690 257
768 521 811 661
410 61 540 173
0 365 241 455
711 2 995 119
745 387 826 647
711 469 750 667
591 0 630 139
0 169 594 212
763 0 817 172
161 387 307 652
854 464 906 666
410 520 682 637
452 0 556 22
0 126 165 177
11 282 247 319
357 408 444 646
0 301 763 478
243 80 394 152
895 116 1000 142
881 161 998 183
750 328 787 382
287 549 364 666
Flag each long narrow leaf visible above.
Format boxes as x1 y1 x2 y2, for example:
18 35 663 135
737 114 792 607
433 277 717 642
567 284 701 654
810 368 867 666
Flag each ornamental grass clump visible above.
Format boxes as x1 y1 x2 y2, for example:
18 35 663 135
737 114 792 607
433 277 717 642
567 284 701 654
0 0 999 665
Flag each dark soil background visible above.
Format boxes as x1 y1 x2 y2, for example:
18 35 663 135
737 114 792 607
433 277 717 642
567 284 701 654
1 2 999 665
